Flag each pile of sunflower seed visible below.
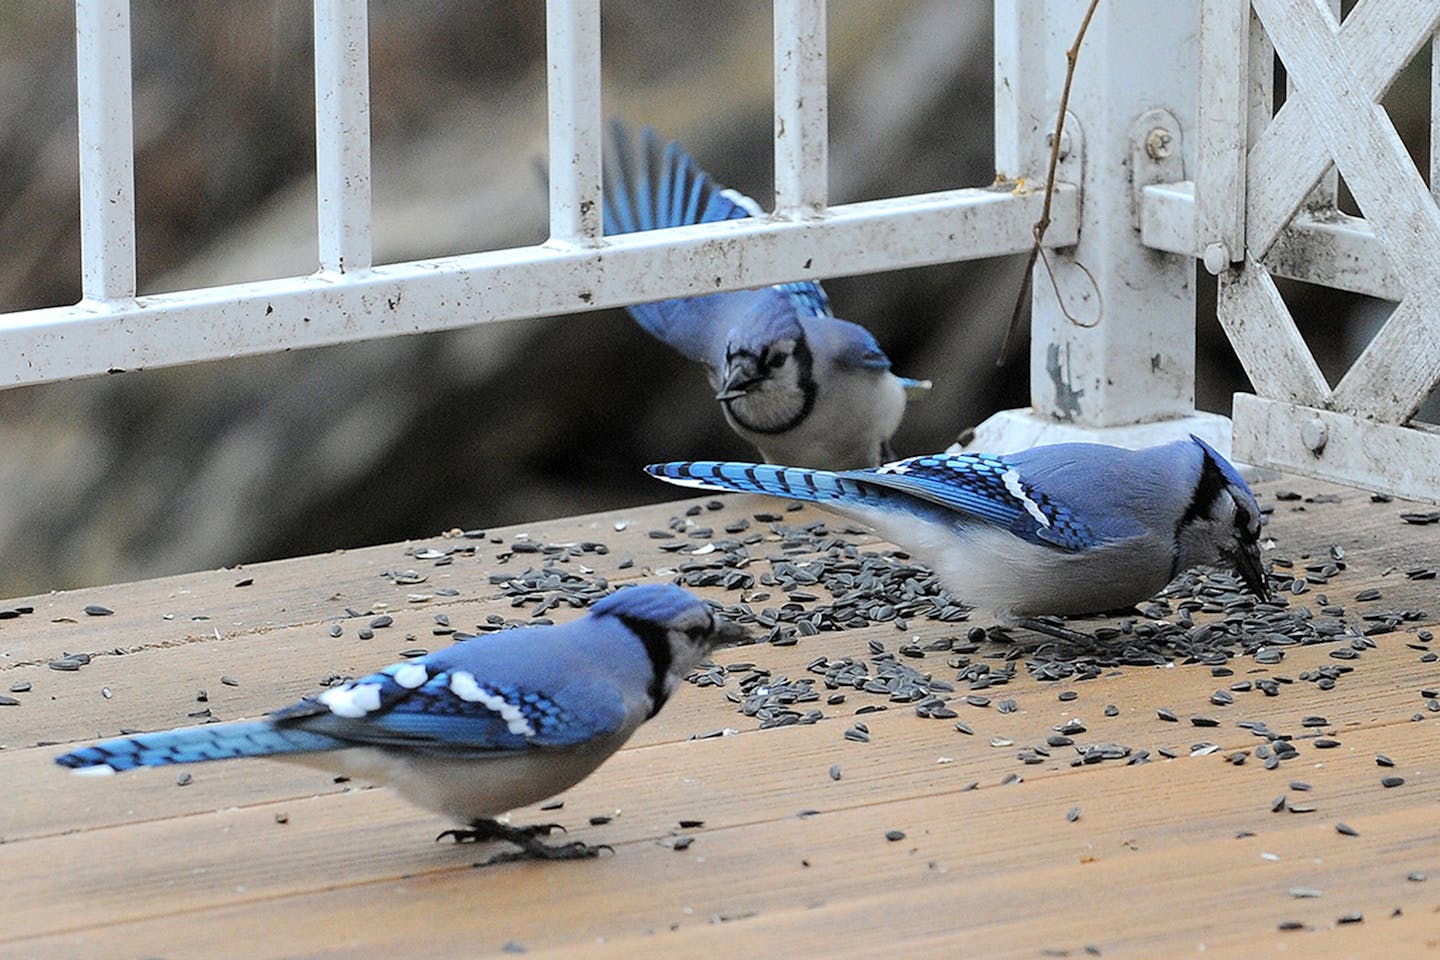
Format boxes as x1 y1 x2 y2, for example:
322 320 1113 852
659 512 1433 733
454 507 1433 739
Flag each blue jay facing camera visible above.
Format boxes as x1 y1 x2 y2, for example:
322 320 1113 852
604 123 930 470
56 585 743 863
647 437 1268 642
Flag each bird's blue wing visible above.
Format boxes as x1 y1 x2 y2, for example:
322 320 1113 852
604 123 756 233
848 454 1104 550
780 282 832 320
604 124 831 362
272 658 626 754
811 316 895 372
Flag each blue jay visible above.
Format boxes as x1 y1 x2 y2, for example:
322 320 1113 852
56 584 743 861
604 123 930 469
646 436 1268 641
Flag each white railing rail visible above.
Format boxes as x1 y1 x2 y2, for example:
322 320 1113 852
0 0 1077 388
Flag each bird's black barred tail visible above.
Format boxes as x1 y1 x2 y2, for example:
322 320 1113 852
55 720 341 774
644 461 891 508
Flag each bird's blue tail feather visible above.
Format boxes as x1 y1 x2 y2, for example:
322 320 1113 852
55 720 341 773
644 461 894 510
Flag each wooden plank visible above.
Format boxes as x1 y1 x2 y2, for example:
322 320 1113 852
0 498 884 751
4 717 1436 958
4 479 1435 828
6 579 1437 843
2 478 1438 958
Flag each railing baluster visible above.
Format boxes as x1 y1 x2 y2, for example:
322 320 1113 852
773 0 828 218
546 0 603 244
75 0 137 301
314 0 374 274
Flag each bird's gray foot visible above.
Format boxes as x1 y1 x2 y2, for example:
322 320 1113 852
439 818 612 865
1015 616 1102 647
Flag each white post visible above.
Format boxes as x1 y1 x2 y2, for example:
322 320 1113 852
773 0 828 218
971 0 1231 455
545 0 603 245
75 0 136 302
314 0 373 274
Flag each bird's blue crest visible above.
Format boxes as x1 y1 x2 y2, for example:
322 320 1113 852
1188 435 1253 498
591 583 708 626
723 292 805 348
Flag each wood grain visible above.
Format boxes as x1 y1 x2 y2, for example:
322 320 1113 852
1 478 1436 959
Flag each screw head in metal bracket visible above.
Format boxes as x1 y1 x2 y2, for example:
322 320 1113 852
1202 242 1231 276
1301 419 1328 455
1144 127 1174 160
1046 130 1072 161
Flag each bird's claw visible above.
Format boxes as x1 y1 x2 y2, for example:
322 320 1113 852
437 820 566 845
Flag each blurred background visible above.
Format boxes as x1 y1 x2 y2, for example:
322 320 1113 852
0 1 1431 595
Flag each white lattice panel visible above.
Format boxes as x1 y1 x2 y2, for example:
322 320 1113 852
1195 0 1440 501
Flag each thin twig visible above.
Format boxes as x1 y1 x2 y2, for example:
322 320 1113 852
997 0 1102 367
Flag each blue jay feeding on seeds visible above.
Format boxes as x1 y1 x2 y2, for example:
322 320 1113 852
646 437 1268 642
604 123 930 470
56 585 743 862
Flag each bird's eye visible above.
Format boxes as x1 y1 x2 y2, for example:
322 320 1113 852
766 352 788 371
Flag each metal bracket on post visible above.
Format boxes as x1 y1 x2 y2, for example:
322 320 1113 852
1129 108 1184 229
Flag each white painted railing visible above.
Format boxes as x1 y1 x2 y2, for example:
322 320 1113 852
0 0 1074 387
6 1 1436 502
974 0 1439 502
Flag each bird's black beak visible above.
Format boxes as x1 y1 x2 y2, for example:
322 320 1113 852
1233 541 1269 601
709 619 750 649
715 360 761 402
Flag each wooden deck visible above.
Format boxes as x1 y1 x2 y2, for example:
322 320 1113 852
2 475 1437 959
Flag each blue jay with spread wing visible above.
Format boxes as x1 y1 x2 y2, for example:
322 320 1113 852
56 585 743 862
647 437 1268 641
604 123 930 469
